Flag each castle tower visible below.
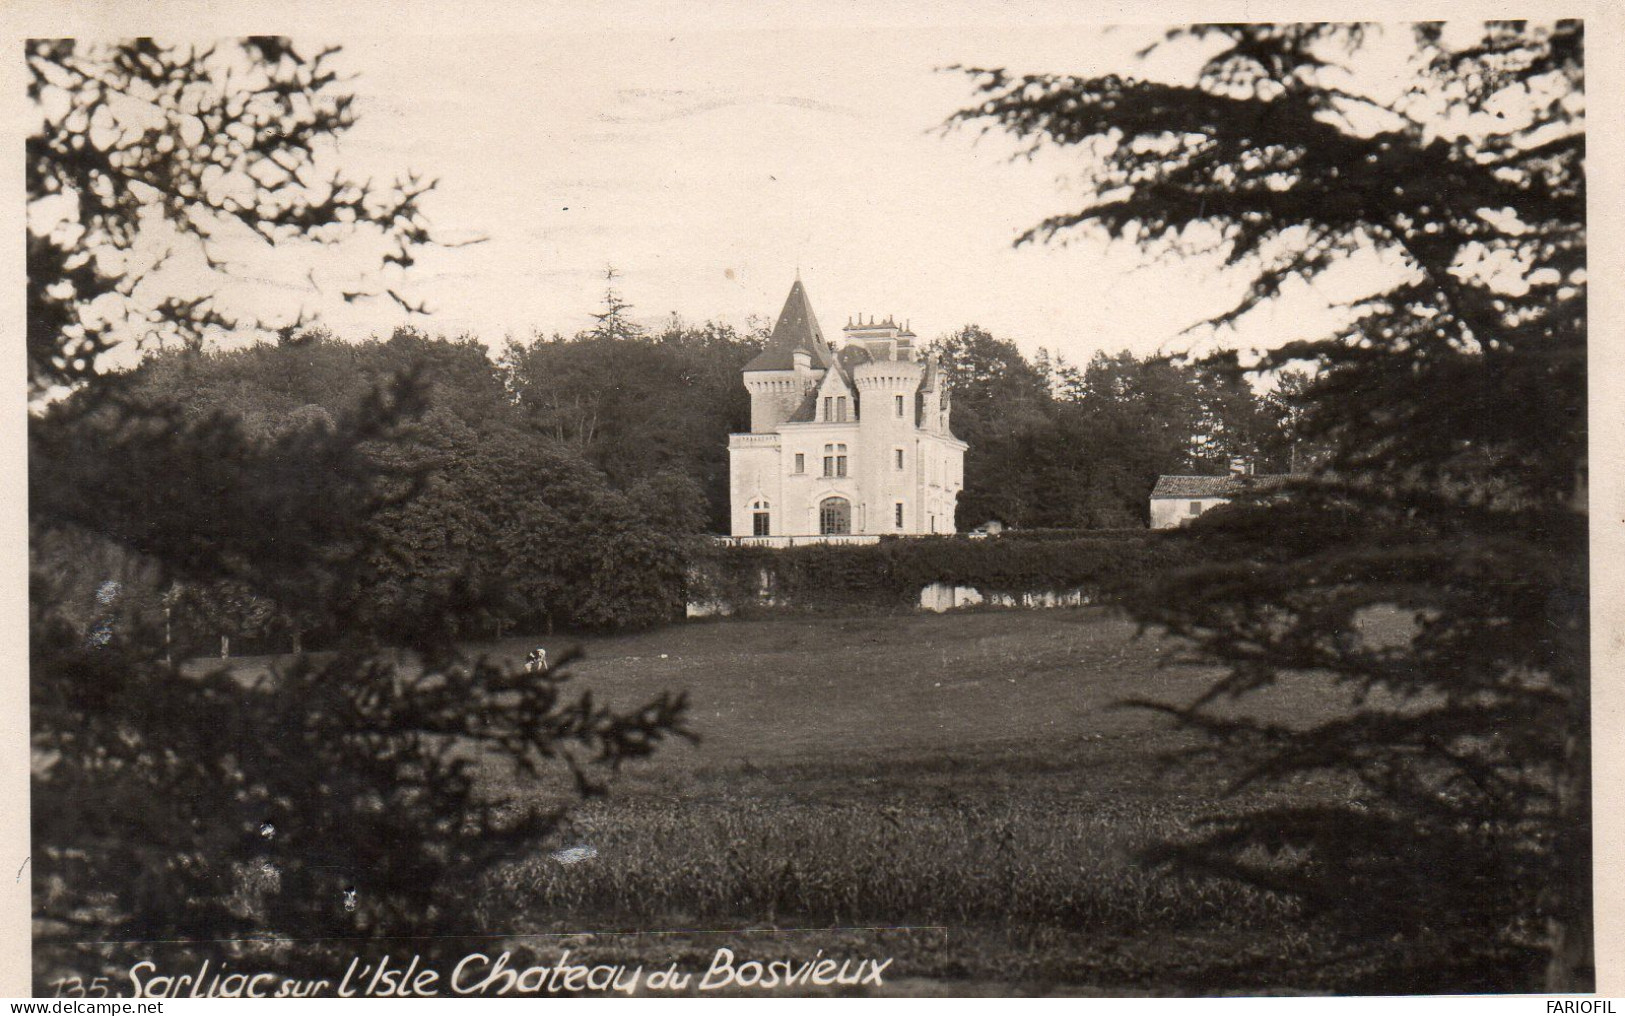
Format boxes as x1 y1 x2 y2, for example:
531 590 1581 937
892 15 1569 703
742 279 833 433
853 356 926 531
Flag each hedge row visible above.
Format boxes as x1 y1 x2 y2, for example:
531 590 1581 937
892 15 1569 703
686 534 1196 614
971 527 1150 543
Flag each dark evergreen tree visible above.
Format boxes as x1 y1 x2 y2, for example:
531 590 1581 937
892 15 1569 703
954 21 1586 990
29 37 690 991
26 38 435 398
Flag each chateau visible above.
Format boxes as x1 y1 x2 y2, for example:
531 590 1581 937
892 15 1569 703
728 280 967 542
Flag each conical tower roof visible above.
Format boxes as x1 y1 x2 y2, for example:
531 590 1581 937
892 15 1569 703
744 279 835 372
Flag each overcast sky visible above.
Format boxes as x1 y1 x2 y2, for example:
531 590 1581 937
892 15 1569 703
35 15 1478 376
177 20 1411 367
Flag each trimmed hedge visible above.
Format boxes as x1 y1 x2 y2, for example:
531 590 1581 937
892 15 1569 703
972 527 1150 543
686 534 1195 615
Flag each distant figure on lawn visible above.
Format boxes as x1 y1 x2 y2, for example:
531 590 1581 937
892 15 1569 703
525 647 549 674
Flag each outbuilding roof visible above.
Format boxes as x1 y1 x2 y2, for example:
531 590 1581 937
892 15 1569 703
1150 474 1291 499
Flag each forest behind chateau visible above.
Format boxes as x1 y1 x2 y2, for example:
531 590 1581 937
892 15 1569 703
34 300 1309 655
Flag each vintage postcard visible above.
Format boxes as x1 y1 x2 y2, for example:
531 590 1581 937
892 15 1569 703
6 0 1618 1001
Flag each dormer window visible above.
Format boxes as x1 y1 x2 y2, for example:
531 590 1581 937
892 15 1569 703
835 396 848 422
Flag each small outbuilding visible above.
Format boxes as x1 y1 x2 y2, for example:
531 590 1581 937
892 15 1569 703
1149 463 1290 530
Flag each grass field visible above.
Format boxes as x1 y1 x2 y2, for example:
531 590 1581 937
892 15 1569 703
202 608 1444 993
449 609 1395 994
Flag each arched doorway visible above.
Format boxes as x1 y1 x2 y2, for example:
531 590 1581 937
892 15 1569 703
819 496 851 536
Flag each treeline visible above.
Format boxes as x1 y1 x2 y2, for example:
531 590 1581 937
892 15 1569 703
36 317 765 656
37 300 1315 656
934 325 1311 529
502 312 765 530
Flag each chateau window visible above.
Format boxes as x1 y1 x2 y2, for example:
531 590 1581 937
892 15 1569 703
819 496 851 536
752 499 771 537
1189 501 1203 516
835 396 848 422
894 448 904 471
895 395 904 417
895 502 905 528
822 443 847 478
823 397 832 421
794 453 805 473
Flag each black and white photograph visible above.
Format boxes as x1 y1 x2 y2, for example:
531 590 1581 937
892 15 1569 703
14 2 1603 999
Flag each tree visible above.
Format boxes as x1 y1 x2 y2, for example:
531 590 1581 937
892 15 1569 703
29 37 690 989
27 39 437 399
507 317 758 532
930 325 1054 527
587 264 647 341
954 21 1586 991
88 329 705 641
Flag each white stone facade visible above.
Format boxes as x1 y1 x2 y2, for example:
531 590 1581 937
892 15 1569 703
728 281 966 540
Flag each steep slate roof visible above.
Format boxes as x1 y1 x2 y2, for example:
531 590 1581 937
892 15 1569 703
744 279 836 372
785 389 819 423
1150 474 1291 499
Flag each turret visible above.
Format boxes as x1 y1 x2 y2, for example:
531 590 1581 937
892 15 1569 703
743 279 834 432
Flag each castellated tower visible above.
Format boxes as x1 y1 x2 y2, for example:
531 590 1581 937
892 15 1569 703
852 357 927 531
728 280 967 540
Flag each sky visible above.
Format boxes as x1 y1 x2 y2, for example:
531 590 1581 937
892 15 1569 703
139 21 1412 367
29 15 1491 382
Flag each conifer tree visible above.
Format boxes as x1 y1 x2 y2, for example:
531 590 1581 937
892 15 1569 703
588 264 646 341
954 21 1586 990
29 38 689 989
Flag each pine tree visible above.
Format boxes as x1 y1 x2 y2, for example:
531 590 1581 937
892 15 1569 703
954 21 1586 991
588 264 646 341
29 38 690 989
26 39 437 399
